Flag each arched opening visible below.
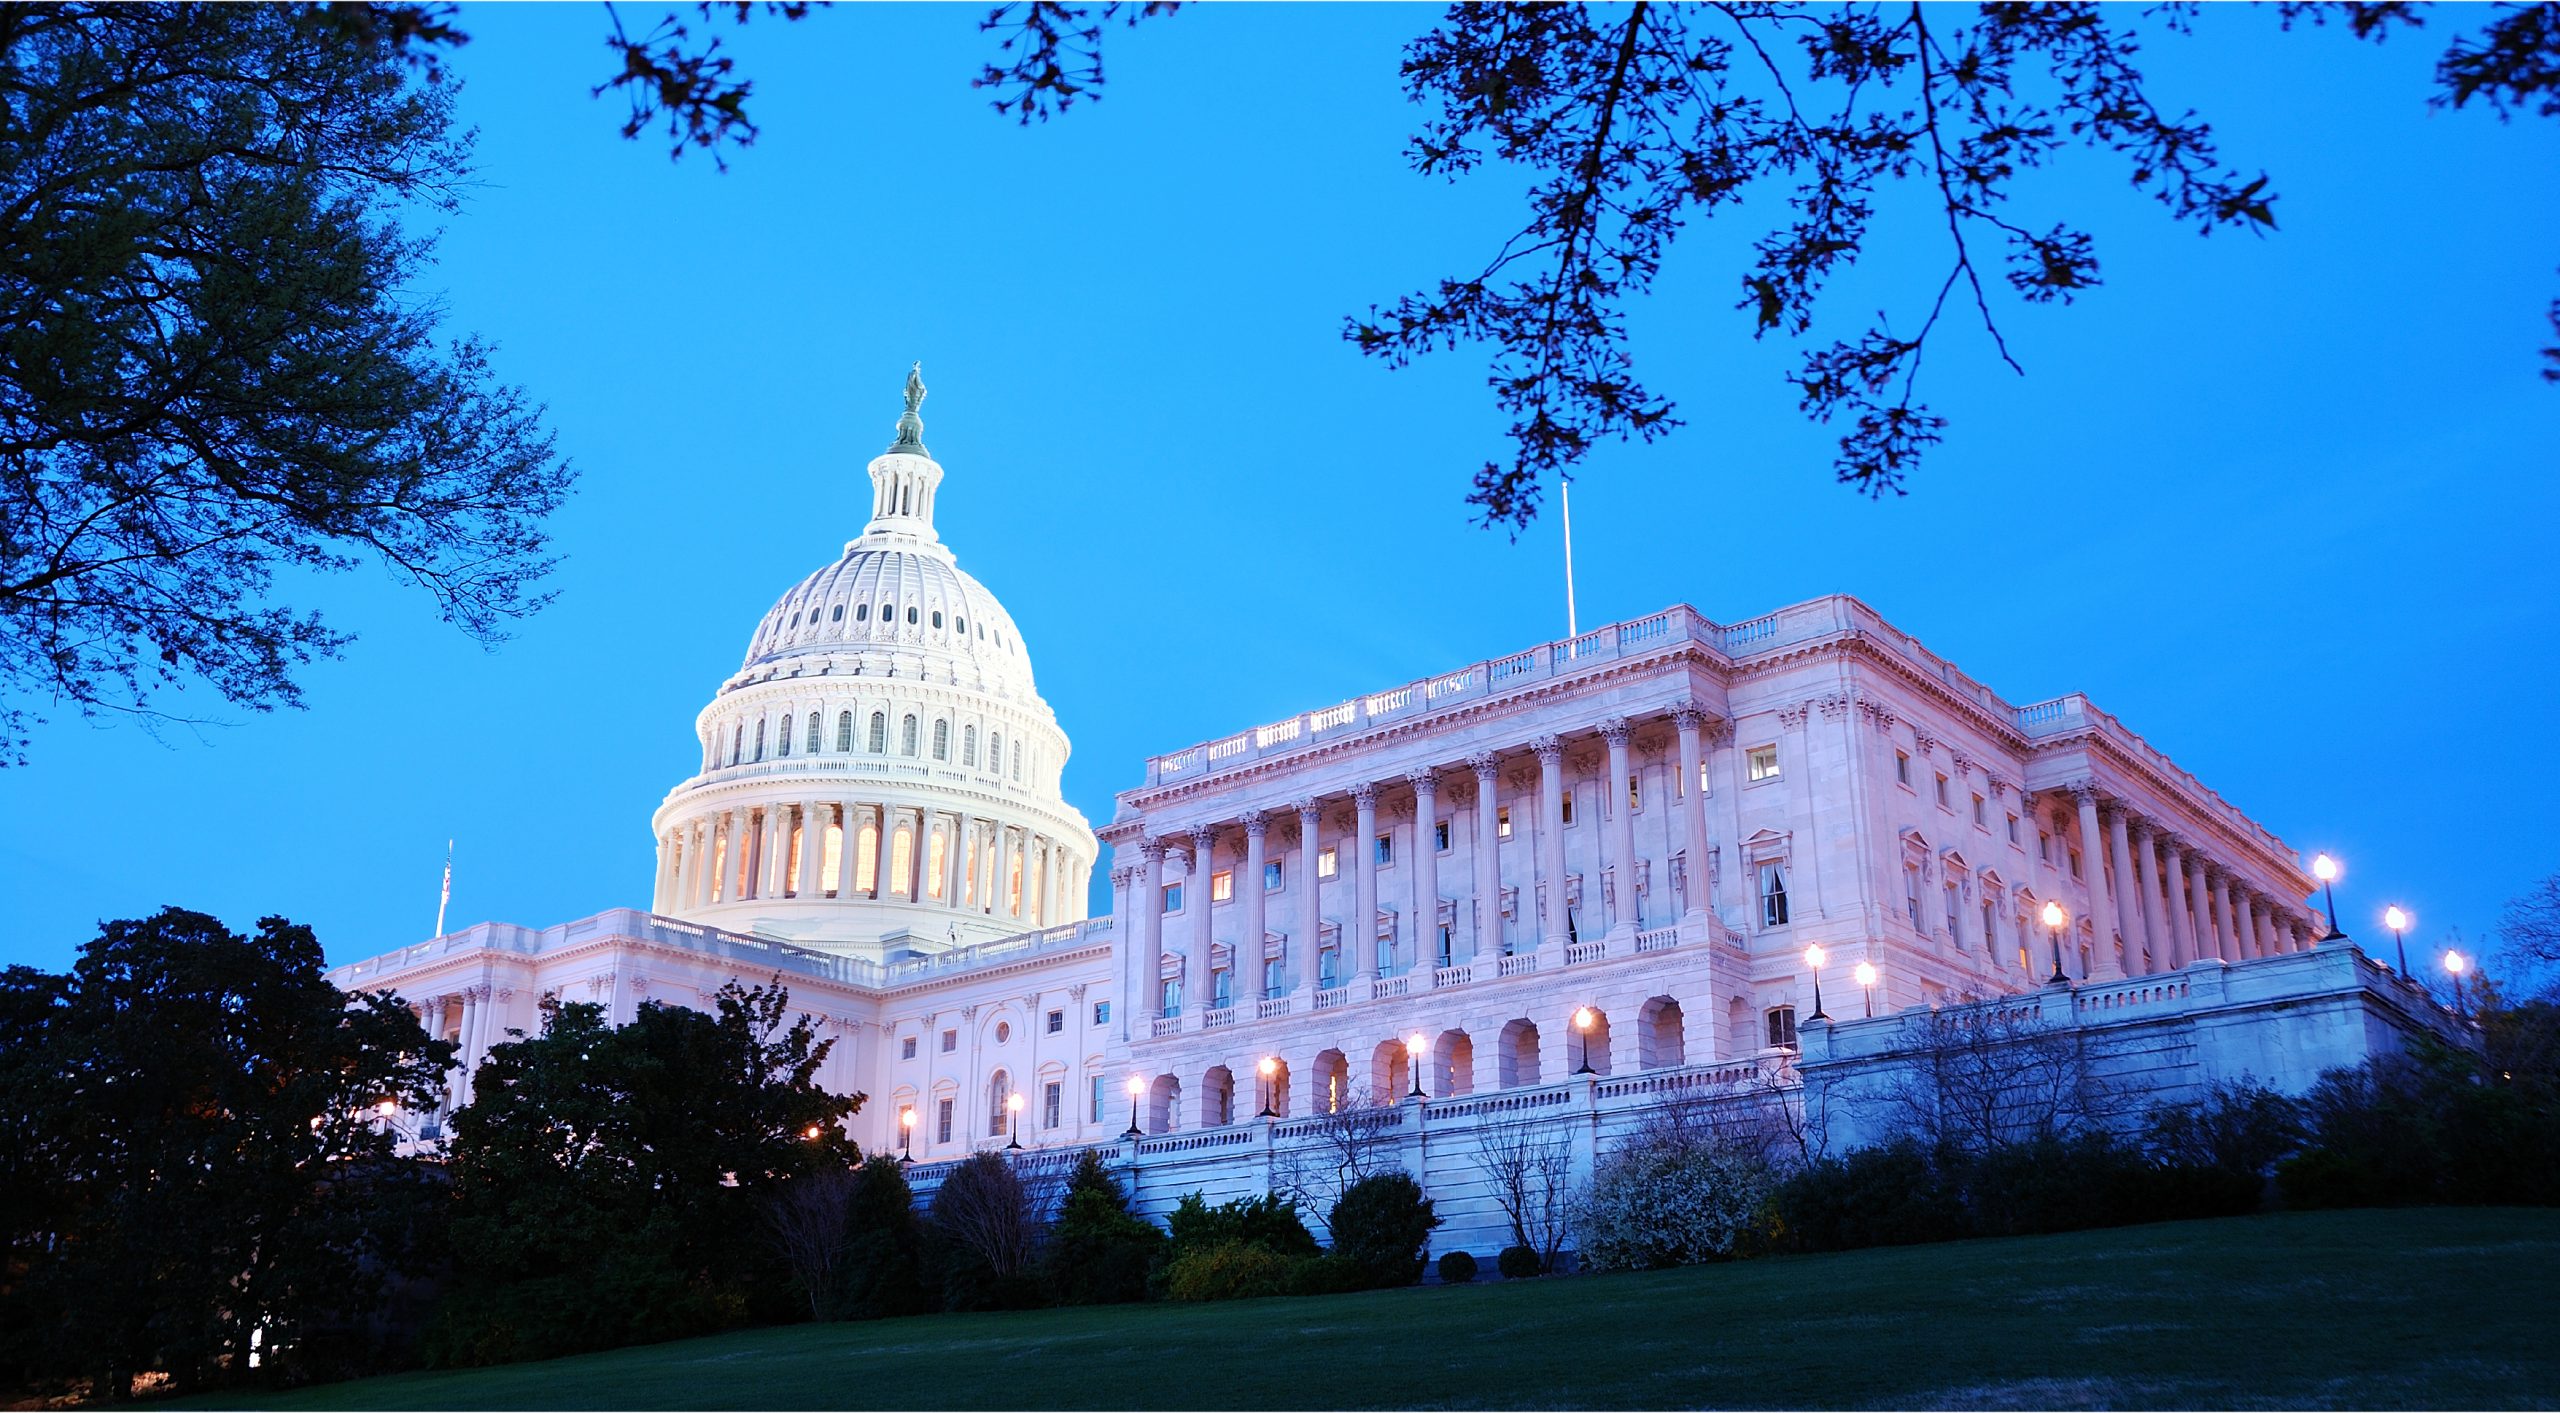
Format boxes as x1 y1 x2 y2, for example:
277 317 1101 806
932 719 950 761
1259 1056 1292 1118
1147 1074 1181 1134
805 712 821 754
867 712 887 753
1727 994 1751 1057
837 712 854 752
963 724 978 767
1201 1065 1235 1128
1568 1006 1614 1076
900 714 919 755
820 814 843 898
1433 1029 1475 1098
986 1069 1012 1138
1638 996 1686 1069
1371 1038 1411 1099
1498 1018 1541 1088
1312 1048 1349 1113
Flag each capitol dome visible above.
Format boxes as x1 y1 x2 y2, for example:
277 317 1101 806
647 367 1096 960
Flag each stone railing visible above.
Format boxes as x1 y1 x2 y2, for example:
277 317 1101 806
877 916 1113 988
329 907 884 990
2008 692 2294 865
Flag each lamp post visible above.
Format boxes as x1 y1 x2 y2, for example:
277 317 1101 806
1572 1006 1597 1075
1257 1056 1278 1118
1005 1090 1025 1150
1124 1073 1146 1138
2313 853 2348 941
1406 1032 1428 1099
2384 905 2412 977
2444 949 2470 1020
898 1106 916 1164
1854 960 1878 1018
1804 944 1828 1022
2042 900 2070 985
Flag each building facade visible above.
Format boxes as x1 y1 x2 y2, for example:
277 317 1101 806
332 371 2463 1248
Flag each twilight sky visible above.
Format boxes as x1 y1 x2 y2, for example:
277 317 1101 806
4 5 2555 976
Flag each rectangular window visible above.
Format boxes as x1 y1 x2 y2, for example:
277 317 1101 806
1092 1000 1110 1027
1895 751 1912 786
1497 806 1514 839
1628 773 1642 811
1046 1008 1064 1035
1935 773 1951 808
936 1097 954 1144
1043 1081 1061 1130
1905 869 1923 928
1317 847 1339 879
1089 1075 1105 1123
1210 869 1233 903
1561 791 1576 826
1699 760 1711 796
940 1029 957 1054
901 1035 917 1061
1944 883 1960 938
1767 1006 1798 1050
1757 861 1790 927
1972 793 1986 826
1983 900 1998 953
1162 881 1184 912
1434 820 1450 852
2068 848 2084 880
1436 923 1454 967
2038 830 2053 863
1375 833 1393 866
1264 860 1284 891
2008 813 2021 845
1748 745 1781 782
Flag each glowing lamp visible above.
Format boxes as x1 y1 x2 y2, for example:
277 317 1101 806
2445 951 2468 976
2041 901 2067 929
805 1125 822 1140
2312 854 2339 883
1804 943 1827 970
1854 960 1878 988
1572 1006 1595 1032
1258 1056 1278 1079
375 1099 398 1117
1127 1074 1146 1096
900 1107 918 1129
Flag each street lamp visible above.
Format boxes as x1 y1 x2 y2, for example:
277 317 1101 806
2444 949 2470 1019
898 1106 917 1164
1572 1006 1597 1075
1803 944 1828 1022
1406 1032 1428 1099
2384 905 2412 977
375 1099 398 1118
1854 960 1879 1018
2312 854 2348 941
1124 1073 1145 1137
2041 900 2070 985
805 1124 823 1141
1005 1090 1025 1150
1257 1056 1278 1118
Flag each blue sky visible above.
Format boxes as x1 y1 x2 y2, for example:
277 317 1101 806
4 5 2554 977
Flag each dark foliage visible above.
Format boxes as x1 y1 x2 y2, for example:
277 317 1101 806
926 1153 1047 1312
1164 1190 1321 1261
1161 1240 1295 1302
1041 1151 1162 1306
1284 1253 1373 1297
974 1 1179 123
1496 1244 1545 1280
1436 1249 1478 1284
0 4 571 764
0 909 452 1401
427 982 860 1366
2279 1040 2560 1210
838 1156 933 1319
1327 1172 1440 1289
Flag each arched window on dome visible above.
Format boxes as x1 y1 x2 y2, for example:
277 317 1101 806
732 724 744 766
956 617 967 634
962 725 978 767
878 602 892 625
931 610 944 629
831 604 844 622
868 712 887 753
1011 740 1023 780
987 732 1002 775
855 603 869 622
754 719 767 762
986 1069 1012 1138
931 719 950 761
805 712 821 754
900 714 919 756
776 717 790 757
836 712 854 752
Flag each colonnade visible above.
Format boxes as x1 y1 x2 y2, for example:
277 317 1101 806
653 800 1088 930
2064 782 2315 980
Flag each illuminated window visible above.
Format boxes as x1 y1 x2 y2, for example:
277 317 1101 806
820 817 843 895
890 826 915 896
926 830 947 899
1628 774 1642 811
1211 869 1233 902
855 818 879 893
867 712 887 752
1748 745 1780 782
1561 791 1575 826
1317 847 1338 880
1497 806 1513 839
1007 850 1022 915
987 1071 1011 1137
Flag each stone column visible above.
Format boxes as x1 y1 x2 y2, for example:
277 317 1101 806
2104 801 2140 979
675 820 702 911
1295 799 1325 991
1352 783 1380 983
792 803 820 899
2185 852 2215 967
2128 818 2167 975
2236 890 2261 960
2072 785 2119 980
2160 835 2199 967
1136 842 1165 1026
755 806 783 900
1672 708 1712 920
1411 771 1441 975
1469 753 1504 958
1188 828 1219 1013
1601 718 1638 937
1012 829 1031 920
1242 813 1269 1000
1535 735 1569 951
2212 870 2241 963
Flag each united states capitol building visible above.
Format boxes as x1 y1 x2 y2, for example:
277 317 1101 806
335 370 2463 1250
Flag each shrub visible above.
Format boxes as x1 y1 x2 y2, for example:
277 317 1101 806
1164 1190 1320 1260
927 1154 1046 1312
1436 1250 1477 1284
1162 1240 1295 1302
1328 1172 1439 1289
2278 1045 2560 1209
1773 1138 1965 1252
837 1157 930 1319
1286 1253 1372 1297
1042 1152 1163 1306
1496 1245 1544 1279
1573 1125 1782 1272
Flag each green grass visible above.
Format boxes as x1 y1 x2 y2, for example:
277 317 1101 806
190 1209 2560 1410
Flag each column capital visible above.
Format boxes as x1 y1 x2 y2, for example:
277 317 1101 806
1466 749 1502 779
1406 768 1441 796
1242 810 1270 839
1138 840 1166 865
1351 781 1379 811
1292 795 1322 820
1671 702 1708 731
1190 824 1219 857
1531 734 1564 764
2160 831 2193 856
1598 716 1632 748
2069 779 2104 807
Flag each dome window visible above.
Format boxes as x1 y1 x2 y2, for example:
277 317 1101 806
880 602 893 623
931 610 944 629
962 725 977 767
906 606 918 625
867 712 887 753
956 617 967 633
900 714 919 756
831 605 844 622
836 711 854 751
855 603 869 622
789 611 800 627
932 719 950 761
805 711 821 754
754 719 767 762
988 731 1002 774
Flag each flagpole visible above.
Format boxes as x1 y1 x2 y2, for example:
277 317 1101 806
1560 476 1579 639
435 840 452 939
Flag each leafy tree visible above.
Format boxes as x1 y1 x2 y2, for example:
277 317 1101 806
838 1155 932 1319
1163 1189 1320 1261
0 5 571 763
926 1151 1049 1311
975 3 2559 522
1326 1171 1439 1289
1041 1150 1163 1305
431 981 860 1365
0 909 451 1400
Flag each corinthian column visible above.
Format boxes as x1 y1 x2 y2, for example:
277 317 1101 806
1534 736 1569 952
1601 718 1638 938
1242 813 1269 1000
2185 846 2216 969
1188 828 1219 1012
2127 818 2166 975
2072 784 2119 981
1352 783 1380 983
1410 771 1442 974
1672 708 1711 921
1470 753 1504 958
1295 798 1325 991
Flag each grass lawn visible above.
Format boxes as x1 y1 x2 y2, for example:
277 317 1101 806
190 1208 2560 1410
